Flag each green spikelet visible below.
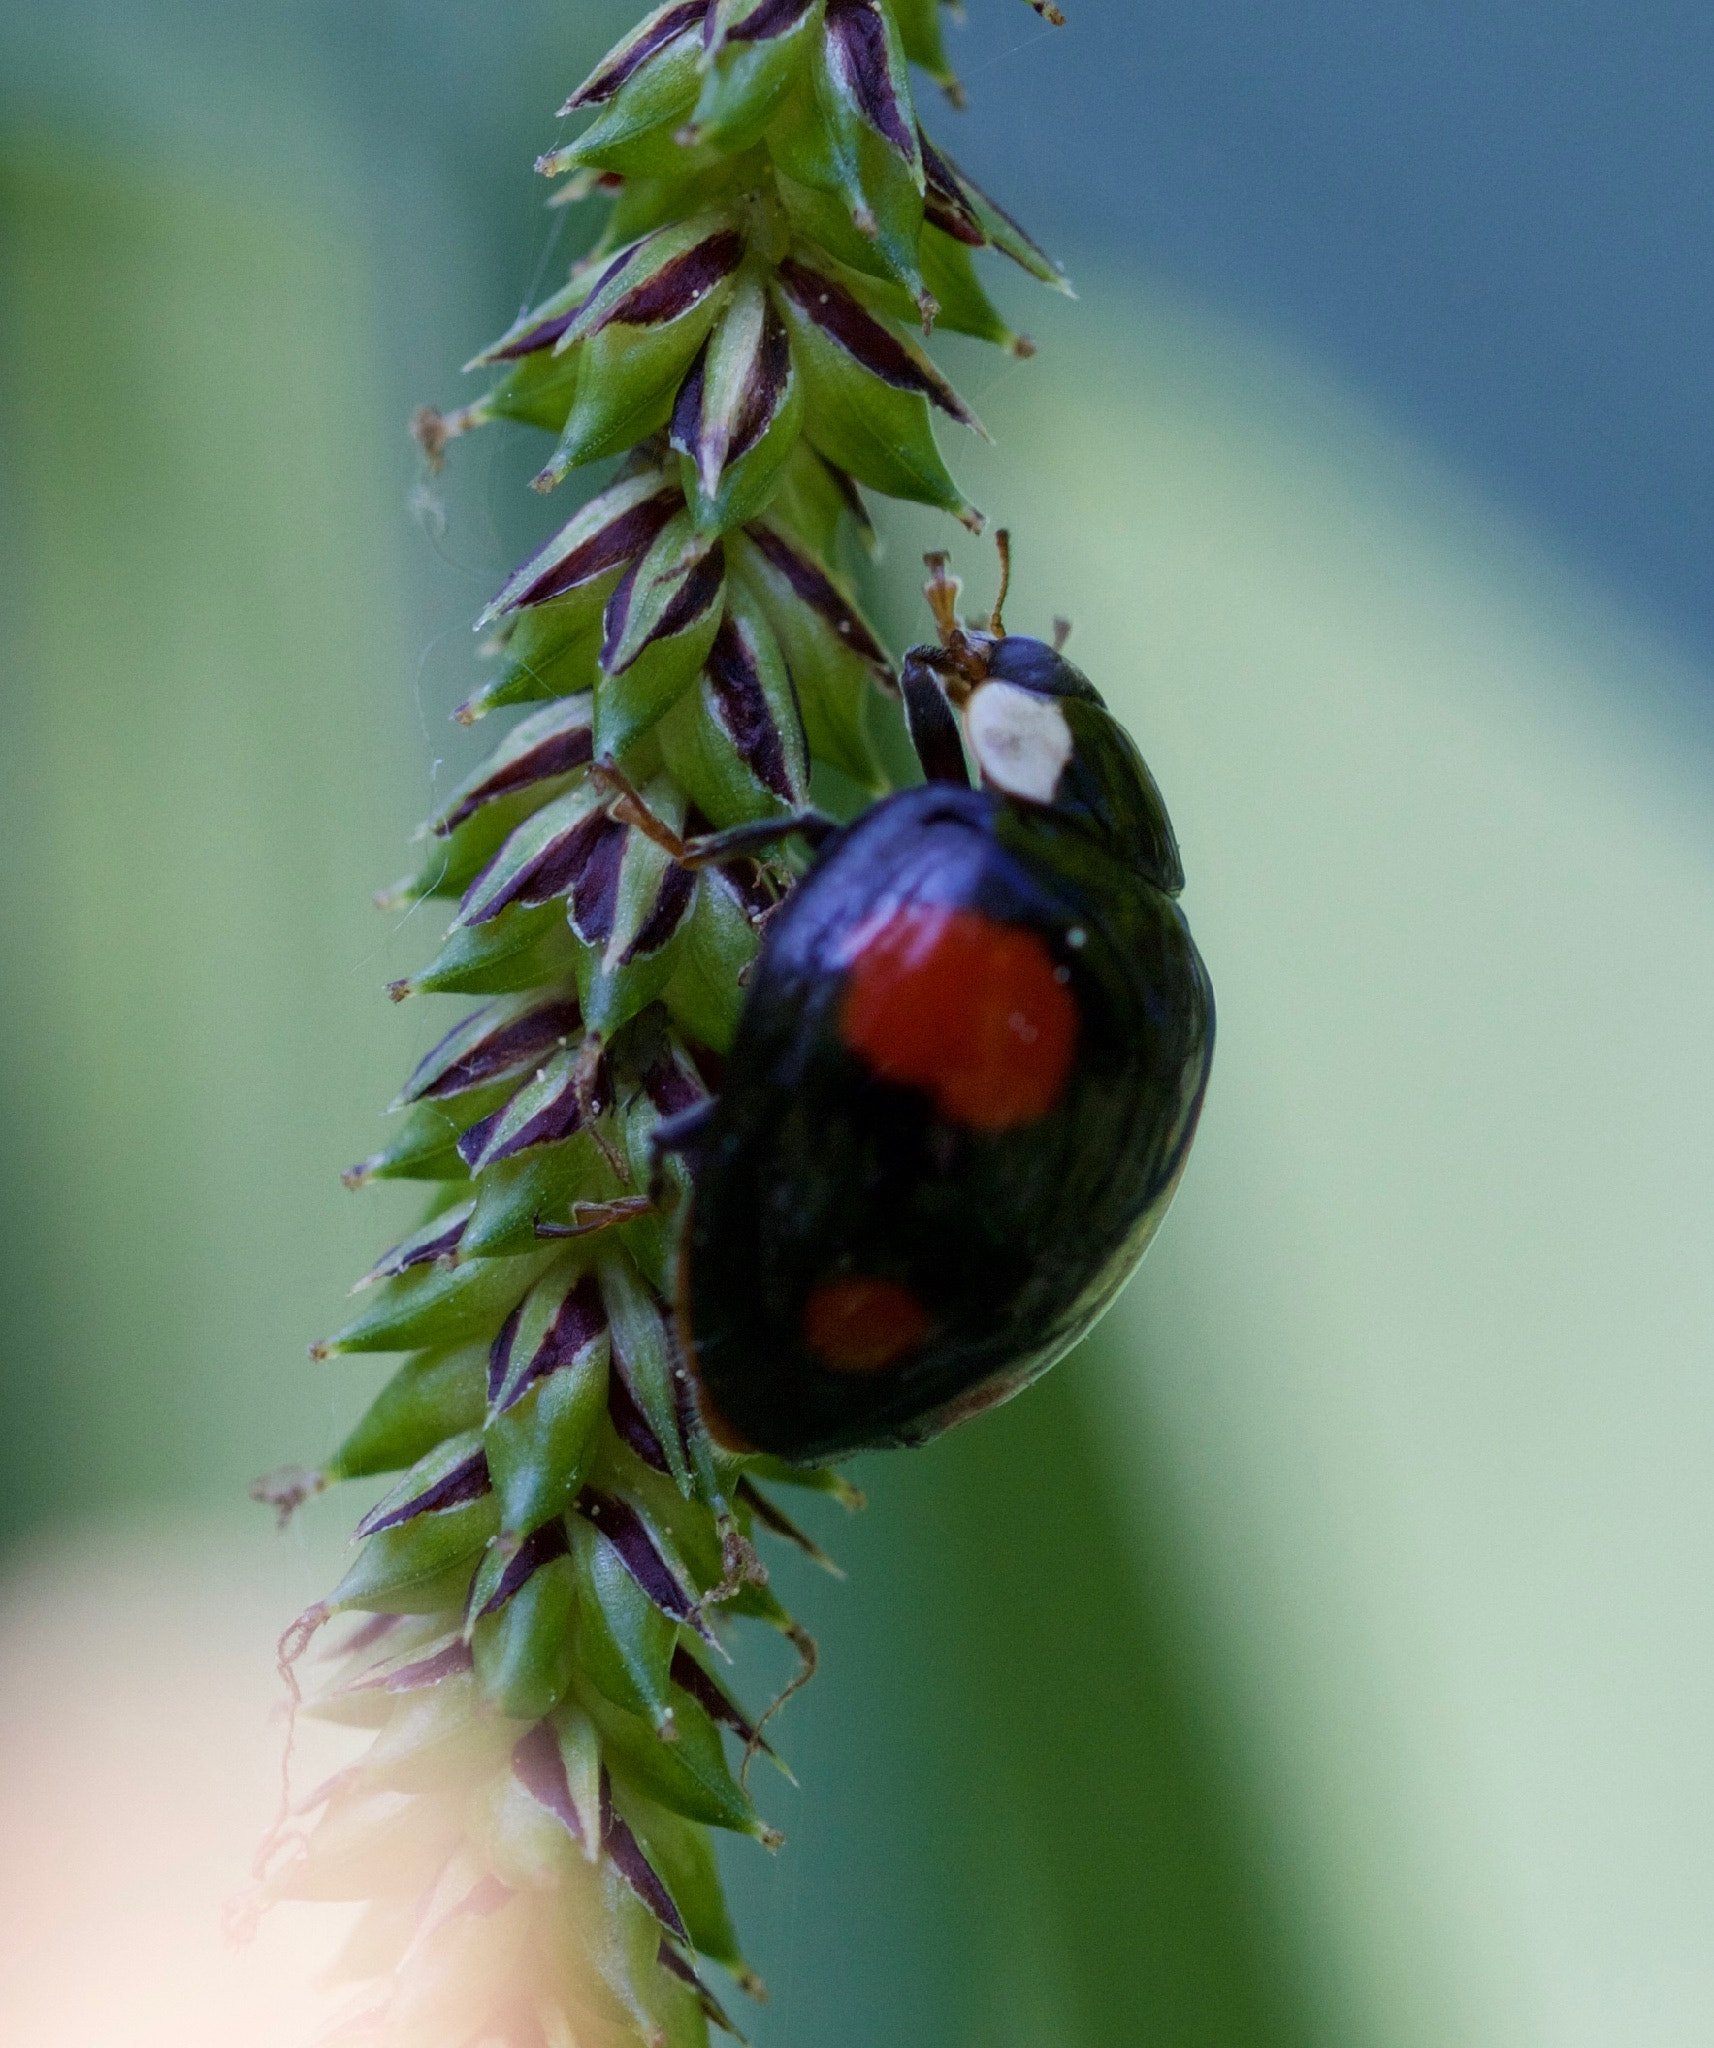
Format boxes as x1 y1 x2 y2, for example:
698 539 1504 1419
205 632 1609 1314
259 2 1068 2038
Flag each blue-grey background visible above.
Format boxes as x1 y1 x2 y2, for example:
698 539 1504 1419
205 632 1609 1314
9 0 1710 660
3 5 1711 2046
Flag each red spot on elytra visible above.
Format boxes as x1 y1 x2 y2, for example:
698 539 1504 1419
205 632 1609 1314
803 1278 931 1375
837 903 1078 1130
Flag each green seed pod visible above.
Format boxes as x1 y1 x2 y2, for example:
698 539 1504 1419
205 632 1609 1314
351 1200 476 1297
386 777 583 908
763 434 874 560
456 255 608 437
307 1630 472 1731
769 2 927 308
326 1342 490 1483
485 1268 612 1536
596 521 728 757
604 1019 708 1290
472 1540 581 1720
838 222 1036 352
772 254 982 520
921 224 1030 348
656 577 810 827
616 1458 726 1597
660 862 764 1051
481 467 679 628
329 1496 499 1616
354 1429 487 1527
395 991 585 1110
656 1969 718 2048
398 899 582 1001
344 1099 477 1186
742 1450 866 1507
693 0 826 152
570 1511 679 1730
891 0 962 101
471 261 595 365
728 520 889 785
540 216 746 481
464 608 603 721
577 782 699 1039
553 1697 608 1858
554 7 714 179
671 275 809 537
920 126 1072 291
482 338 583 435
597 1248 691 1489
314 1243 565 1358
457 785 609 933
623 1792 755 1979
453 1046 597 1175
587 1681 769 1840
586 1857 689 2046
465 468 681 719
426 695 596 843
468 1751 585 1892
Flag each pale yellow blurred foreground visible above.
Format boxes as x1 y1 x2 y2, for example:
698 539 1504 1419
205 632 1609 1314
0 1520 356 2045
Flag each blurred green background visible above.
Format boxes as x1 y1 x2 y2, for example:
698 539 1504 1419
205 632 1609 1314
4 5 1713 2045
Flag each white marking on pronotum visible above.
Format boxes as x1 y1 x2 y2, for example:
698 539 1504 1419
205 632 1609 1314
965 681 1074 805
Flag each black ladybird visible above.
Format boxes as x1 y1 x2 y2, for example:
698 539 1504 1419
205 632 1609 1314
676 551 1214 1463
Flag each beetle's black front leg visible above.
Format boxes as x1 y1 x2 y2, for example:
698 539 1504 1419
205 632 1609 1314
680 812 840 866
901 649 972 787
591 761 838 868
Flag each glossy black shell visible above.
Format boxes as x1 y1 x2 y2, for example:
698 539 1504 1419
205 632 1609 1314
680 779 1214 1463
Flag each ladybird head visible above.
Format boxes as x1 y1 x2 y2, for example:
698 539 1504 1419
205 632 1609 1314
913 544 1186 895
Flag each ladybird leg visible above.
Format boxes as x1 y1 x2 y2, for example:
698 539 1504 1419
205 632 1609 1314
902 649 972 787
673 1359 771 1619
649 1096 717 1162
533 1194 654 1241
679 810 839 866
736 1477 844 1578
572 1032 629 1179
595 761 835 868
589 761 688 859
647 1097 716 1214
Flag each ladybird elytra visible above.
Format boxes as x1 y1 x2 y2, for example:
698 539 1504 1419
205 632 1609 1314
675 557 1215 1464
802 1277 934 1375
836 902 1080 1131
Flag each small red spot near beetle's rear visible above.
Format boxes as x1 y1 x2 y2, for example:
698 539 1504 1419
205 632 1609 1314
838 903 1078 1130
803 1278 931 1375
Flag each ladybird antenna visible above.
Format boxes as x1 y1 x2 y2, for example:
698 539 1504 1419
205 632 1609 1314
990 528 1012 636
1052 615 1072 652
